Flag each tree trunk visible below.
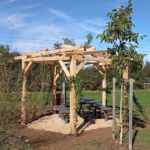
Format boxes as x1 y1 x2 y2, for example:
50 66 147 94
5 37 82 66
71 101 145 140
123 67 129 125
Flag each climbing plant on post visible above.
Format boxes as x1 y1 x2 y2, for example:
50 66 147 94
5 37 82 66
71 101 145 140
97 0 144 124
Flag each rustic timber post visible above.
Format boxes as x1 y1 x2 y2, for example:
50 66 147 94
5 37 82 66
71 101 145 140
112 77 116 139
21 60 27 125
123 66 129 124
50 64 57 107
21 60 32 125
129 79 134 150
94 64 107 106
62 75 66 105
102 71 107 106
70 55 77 134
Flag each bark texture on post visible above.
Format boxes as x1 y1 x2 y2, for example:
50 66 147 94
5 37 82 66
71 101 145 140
21 61 27 125
123 67 129 124
129 79 133 150
51 64 57 107
69 56 77 135
102 72 107 106
112 77 116 139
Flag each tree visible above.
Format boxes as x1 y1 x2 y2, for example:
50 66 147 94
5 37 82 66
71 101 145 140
97 0 144 124
83 33 93 50
0 45 21 100
53 41 62 49
63 38 76 46
53 38 76 49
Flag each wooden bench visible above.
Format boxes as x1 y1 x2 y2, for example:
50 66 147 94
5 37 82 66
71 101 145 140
90 103 112 120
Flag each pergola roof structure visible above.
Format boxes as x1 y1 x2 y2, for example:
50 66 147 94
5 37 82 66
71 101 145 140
15 45 111 134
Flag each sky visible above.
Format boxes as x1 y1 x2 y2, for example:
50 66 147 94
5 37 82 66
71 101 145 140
0 0 150 61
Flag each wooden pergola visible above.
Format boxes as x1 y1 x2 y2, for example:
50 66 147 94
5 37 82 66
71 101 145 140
15 45 111 134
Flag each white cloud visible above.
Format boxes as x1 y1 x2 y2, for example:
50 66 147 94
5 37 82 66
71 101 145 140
84 19 106 27
0 12 31 29
77 23 101 34
49 8 72 22
0 8 104 52
22 3 41 9
6 0 17 4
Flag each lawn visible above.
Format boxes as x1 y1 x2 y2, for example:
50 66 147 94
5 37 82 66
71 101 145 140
0 89 150 149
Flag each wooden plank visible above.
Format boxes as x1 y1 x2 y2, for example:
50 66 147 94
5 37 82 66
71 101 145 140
23 47 80 57
76 61 87 75
61 45 80 49
59 60 70 78
74 55 111 62
15 49 108 60
66 50 109 56
14 55 25 60
24 56 70 62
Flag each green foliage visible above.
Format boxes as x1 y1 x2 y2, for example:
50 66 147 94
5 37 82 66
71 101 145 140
63 37 76 46
0 45 21 100
68 76 83 111
79 67 102 90
53 38 76 49
83 33 93 50
97 0 144 75
53 41 62 49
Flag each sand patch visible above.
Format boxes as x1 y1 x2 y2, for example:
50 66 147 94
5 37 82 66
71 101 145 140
27 114 114 134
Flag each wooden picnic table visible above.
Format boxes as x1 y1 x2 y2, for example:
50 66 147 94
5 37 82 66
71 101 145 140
79 98 99 114
79 98 112 120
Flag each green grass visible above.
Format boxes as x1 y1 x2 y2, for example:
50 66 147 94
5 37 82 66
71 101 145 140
0 89 150 149
135 128 150 149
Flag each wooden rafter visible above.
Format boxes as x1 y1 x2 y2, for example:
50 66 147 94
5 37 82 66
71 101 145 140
23 56 70 62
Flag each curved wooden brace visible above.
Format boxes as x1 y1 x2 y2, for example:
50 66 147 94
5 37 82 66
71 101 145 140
59 60 70 78
24 62 33 75
76 61 87 75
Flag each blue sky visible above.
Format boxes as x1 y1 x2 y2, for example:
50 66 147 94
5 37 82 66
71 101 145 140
0 0 150 61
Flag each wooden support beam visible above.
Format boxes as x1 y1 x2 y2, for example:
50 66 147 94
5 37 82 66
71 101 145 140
94 65 104 75
94 64 107 106
74 55 111 62
102 72 107 106
69 56 77 135
21 60 27 125
24 56 70 62
24 62 33 75
50 64 57 107
66 50 108 56
14 55 25 60
59 60 70 78
76 61 87 75
23 47 81 57
55 69 63 81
